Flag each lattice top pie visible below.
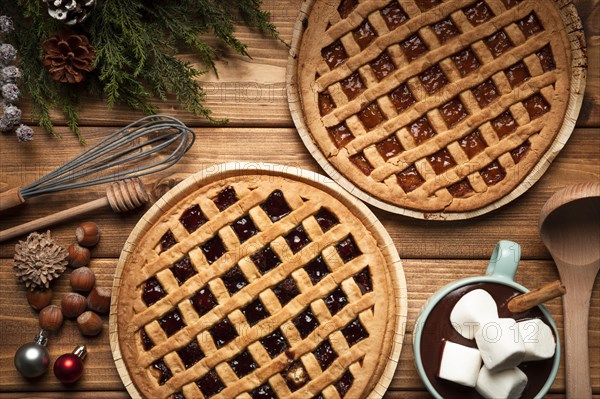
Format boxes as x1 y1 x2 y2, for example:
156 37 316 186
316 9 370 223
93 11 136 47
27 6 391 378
295 0 572 212
116 175 396 398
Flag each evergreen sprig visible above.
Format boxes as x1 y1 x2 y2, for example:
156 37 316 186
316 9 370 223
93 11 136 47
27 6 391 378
0 0 281 141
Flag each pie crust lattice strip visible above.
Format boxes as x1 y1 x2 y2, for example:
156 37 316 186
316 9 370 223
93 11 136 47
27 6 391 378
288 0 585 219
111 164 407 399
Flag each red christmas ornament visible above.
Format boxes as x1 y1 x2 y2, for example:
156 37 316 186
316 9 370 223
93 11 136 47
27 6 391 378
53 345 87 384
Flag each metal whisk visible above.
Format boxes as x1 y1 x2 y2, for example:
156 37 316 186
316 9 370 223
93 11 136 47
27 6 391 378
0 114 195 211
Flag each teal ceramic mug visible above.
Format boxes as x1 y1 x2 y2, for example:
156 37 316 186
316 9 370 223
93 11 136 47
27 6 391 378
413 240 560 399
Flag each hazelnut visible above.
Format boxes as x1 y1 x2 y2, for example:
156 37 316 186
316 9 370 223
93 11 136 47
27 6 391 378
66 243 91 268
70 267 96 292
39 305 64 332
26 289 53 311
61 293 87 318
87 287 112 314
75 221 100 247
77 311 103 336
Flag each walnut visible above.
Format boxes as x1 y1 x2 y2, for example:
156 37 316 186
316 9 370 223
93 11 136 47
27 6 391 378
14 231 68 290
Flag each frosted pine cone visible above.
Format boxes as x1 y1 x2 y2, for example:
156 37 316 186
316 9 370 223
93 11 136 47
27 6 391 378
43 0 96 26
14 231 68 290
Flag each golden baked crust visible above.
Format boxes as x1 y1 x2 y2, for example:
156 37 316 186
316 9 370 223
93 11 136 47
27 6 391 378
296 0 572 212
116 175 395 399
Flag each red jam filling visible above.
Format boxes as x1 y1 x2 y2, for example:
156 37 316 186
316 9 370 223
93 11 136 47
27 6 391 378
431 19 460 44
491 110 518 139
536 45 556 72
380 1 408 30
463 1 495 26
459 130 487 159
370 51 396 81
376 134 403 160
353 267 373 294
190 286 217 316
471 79 499 108
335 236 361 262
484 30 514 58
314 207 339 232
231 215 258 243
334 370 355 398
251 246 282 274
201 235 227 264
229 350 258 378
357 102 385 130
353 21 376 50
397 165 425 193
480 161 506 185
409 116 437 144
451 48 481 77
517 12 543 38
142 277 166 306
340 71 366 100
510 140 531 164
440 97 468 128
272 276 300 306
242 298 270 326
419 65 448 94
505 61 531 88
160 230 177 252
318 91 336 116
328 123 355 148
427 149 456 174
337 0 358 18
259 329 289 358
284 225 311 253
400 34 428 61
305 255 330 284
141 328 154 350
501 0 522 9
251 383 276 399
322 40 348 70
414 0 441 12
152 360 172 385
523 93 550 120
350 153 374 176
389 83 416 113
447 179 474 198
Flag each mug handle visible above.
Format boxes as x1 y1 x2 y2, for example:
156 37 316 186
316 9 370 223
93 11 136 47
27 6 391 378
486 240 521 281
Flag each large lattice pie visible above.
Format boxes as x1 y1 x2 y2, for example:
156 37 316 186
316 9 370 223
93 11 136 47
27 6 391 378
293 0 574 212
115 174 397 398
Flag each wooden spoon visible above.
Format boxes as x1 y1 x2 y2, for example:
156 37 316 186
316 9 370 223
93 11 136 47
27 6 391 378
539 182 600 399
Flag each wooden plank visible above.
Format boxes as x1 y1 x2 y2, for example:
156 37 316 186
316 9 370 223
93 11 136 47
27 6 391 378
1 127 598 259
1 259 598 394
14 0 599 130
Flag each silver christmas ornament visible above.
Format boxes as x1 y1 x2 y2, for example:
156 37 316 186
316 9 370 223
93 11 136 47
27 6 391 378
14 330 50 378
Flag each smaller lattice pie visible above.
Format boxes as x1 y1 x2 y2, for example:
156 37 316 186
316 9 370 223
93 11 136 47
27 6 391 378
115 174 398 398
293 0 575 213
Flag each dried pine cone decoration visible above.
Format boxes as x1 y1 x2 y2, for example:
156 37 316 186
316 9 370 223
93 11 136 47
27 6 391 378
43 0 96 26
14 231 68 290
42 32 95 83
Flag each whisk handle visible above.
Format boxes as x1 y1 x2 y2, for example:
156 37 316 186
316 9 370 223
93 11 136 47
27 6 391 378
0 197 108 243
0 187 25 211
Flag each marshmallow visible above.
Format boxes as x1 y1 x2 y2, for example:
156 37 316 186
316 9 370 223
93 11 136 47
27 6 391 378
476 366 528 399
517 318 556 361
450 289 499 340
438 340 482 387
475 318 525 372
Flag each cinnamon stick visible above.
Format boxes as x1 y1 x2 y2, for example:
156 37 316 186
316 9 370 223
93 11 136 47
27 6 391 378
507 280 566 313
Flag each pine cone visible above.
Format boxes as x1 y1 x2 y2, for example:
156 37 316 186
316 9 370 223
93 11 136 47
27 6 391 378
42 32 95 83
43 0 96 26
14 231 68 290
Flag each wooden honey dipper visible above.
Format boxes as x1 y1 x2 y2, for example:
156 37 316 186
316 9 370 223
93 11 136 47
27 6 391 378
0 178 148 243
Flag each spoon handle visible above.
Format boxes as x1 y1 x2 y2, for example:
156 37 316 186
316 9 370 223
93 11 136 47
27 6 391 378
560 265 597 399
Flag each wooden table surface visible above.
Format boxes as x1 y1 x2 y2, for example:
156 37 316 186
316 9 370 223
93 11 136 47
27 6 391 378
1 0 599 398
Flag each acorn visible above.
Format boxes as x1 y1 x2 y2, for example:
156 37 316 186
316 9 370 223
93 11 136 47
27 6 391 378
26 288 53 311
75 221 100 247
39 304 64 332
66 243 91 268
61 293 87 319
87 287 111 314
77 311 103 336
70 267 95 292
